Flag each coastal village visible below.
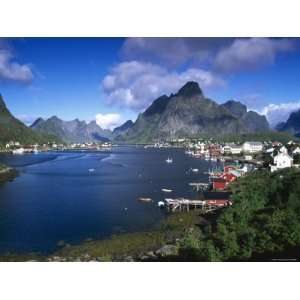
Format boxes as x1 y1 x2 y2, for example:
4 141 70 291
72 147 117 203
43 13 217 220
142 138 300 214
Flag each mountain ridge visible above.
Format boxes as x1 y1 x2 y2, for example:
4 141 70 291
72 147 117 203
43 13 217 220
31 116 112 143
117 81 270 143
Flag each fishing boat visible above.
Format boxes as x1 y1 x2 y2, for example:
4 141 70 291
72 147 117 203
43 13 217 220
138 197 152 203
191 168 199 173
161 188 172 193
166 157 173 163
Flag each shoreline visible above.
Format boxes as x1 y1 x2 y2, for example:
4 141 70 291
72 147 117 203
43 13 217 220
0 210 210 262
0 164 18 185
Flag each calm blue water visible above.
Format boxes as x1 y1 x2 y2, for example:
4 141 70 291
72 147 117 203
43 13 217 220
0 146 217 254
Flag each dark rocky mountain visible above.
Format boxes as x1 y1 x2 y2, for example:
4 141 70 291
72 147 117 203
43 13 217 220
117 82 270 143
221 100 269 132
221 100 247 118
0 94 59 145
112 120 134 137
275 109 300 137
31 116 112 143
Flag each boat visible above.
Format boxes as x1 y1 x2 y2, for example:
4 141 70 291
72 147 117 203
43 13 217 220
161 188 172 193
138 197 152 203
166 157 173 163
158 201 165 207
211 157 217 162
88 168 95 172
191 168 199 173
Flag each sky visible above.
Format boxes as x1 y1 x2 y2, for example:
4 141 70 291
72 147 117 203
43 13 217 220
1 37 300 129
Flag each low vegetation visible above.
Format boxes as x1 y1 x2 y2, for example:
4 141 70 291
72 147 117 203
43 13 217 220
55 211 202 261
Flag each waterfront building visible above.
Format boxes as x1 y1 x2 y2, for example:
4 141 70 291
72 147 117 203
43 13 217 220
242 141 263 153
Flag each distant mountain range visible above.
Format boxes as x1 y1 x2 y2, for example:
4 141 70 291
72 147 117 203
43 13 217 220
276 109 300 138
0 94 60 145
116 81 270 143
30 116 113 143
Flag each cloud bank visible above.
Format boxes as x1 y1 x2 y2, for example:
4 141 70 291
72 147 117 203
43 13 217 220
259 101 300 127
95 113 123 130
101 60 225 110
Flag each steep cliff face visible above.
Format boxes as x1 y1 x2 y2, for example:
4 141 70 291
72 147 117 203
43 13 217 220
118 82 269 143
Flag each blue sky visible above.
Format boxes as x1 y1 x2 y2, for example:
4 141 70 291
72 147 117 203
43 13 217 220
1 37 300 129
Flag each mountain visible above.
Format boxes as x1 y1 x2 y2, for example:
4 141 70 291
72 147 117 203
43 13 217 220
0 94 60 145
31 116 112 143
221 100 269 132
112 120 134 137
117 82 270 143
275 109 300 137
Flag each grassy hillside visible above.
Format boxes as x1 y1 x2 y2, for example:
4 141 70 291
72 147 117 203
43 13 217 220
0 94 61 146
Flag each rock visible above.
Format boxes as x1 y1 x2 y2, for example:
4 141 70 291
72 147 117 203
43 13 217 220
123 256 134 262
155 245 178 257
146 251 156 258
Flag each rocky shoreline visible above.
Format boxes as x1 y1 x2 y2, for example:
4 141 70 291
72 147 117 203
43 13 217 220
0 164 18 185
0 211 207 262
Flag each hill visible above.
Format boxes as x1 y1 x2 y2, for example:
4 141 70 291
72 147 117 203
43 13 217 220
0 94 60 146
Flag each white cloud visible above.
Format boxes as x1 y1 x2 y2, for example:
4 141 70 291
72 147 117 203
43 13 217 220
95 113 123 130
259 102 300 127
101 60 225 110
0 49 33 83
214 38 294 73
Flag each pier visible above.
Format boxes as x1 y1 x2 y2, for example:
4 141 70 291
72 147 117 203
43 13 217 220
164 198 225 212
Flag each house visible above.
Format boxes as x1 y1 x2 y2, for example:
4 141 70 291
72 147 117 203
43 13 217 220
202 191 232 207
222 172 238 183
244 155 253 160
242 141 263 153
222 143 242 154
212 178 227 190
270 152 293 172
230 145 243 154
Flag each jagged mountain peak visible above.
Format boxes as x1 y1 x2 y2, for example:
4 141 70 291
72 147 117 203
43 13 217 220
176 81 203 98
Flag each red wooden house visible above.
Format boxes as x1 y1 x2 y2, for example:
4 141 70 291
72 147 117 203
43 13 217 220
212 178 227 190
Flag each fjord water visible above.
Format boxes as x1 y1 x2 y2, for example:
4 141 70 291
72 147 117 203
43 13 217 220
0 146 214 255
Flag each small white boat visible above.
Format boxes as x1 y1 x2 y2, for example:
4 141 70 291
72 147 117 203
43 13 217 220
158 201 165 207
166 157 173 164
161 188 172 193
88 168 95 172
138 197 152 203
191 168 199 173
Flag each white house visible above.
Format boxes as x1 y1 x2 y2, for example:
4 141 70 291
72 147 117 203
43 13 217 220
270 152 293 172
242 141 263 153
222 143 242 154
230 145 243 154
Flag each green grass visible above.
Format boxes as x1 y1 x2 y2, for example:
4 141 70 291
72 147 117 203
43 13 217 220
55 211 202 260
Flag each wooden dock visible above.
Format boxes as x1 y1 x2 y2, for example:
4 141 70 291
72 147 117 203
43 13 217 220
164 198 219 213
